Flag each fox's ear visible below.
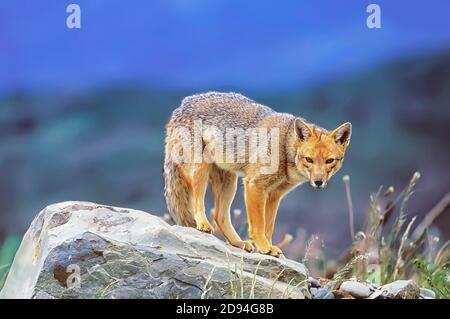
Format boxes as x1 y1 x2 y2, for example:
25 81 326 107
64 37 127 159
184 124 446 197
331 122 352 147
295 118 314 142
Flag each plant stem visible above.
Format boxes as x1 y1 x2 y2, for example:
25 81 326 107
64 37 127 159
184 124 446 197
343 175 355 240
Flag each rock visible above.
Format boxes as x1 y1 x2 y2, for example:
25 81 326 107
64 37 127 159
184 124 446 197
380 280 420 299
0 201 309 299
366 289 384 299
339 280 372 298
420 288 436 299
308 277 321 288
313 288 334 299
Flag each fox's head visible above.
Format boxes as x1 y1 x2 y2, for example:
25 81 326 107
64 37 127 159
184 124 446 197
293 119 352 189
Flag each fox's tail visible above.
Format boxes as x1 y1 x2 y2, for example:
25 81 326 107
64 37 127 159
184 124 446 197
163 130 196 227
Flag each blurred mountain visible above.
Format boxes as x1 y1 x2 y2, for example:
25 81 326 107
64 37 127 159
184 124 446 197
2 1 450 93
0 50 449 257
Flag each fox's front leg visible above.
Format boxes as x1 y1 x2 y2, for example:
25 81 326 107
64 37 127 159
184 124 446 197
244 179 283 257
265 190 283 246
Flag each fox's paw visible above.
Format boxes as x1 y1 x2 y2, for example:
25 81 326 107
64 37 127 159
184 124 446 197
258 244 285 258
196 221 214 233
230 240 254 252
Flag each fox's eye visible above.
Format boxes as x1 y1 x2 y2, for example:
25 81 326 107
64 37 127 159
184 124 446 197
325 158 334 164
304 157 313 163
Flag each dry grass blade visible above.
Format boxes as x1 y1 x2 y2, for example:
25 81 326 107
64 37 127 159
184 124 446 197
225 252 237 298
411 192 450 244
249 259 262 299
282 278 308 299
201 265 216 299
435 240 450 264
239 254 245 298
302 234 318 264
326 254 370 290
368 186 383 239
267 268 285 298
392 172 420 242
343 175 355 240
393 216 416 280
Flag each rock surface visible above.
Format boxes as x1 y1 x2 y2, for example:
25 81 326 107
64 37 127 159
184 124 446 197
307 277 321 288
0 202 309 299
309 278 433 300
312 287 334 299
339 280 373 298
420 288 436 299
380 280 421 299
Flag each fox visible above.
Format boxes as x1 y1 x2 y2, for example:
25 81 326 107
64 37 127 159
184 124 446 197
164 92 351 257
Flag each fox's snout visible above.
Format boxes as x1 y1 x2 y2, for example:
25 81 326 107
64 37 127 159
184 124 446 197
310 178 326 189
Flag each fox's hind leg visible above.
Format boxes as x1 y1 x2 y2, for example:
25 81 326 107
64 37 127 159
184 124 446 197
210 166 254 252
182 163 214 233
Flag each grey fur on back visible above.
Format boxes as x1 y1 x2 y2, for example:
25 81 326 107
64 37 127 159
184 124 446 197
170 92 275 130
164 92 286 227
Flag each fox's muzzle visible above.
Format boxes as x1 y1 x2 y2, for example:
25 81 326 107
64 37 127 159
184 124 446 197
310 179 326 189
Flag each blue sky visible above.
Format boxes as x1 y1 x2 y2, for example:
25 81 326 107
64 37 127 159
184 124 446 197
1 0 449 93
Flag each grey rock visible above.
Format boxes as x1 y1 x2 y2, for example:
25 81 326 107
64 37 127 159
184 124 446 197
0 201 309 299
339 280 372 298
380 280 420 299
308 277 321 288
420 288 436 299
367 289 385 299
313 288 334 299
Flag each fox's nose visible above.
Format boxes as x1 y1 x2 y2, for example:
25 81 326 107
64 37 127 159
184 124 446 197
314 180 323 187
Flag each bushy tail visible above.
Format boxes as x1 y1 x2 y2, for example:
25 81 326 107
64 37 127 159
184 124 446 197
163 134 196 227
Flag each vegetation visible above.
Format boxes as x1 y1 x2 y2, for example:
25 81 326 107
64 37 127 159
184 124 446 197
353 173 448 298
1 173 448 298
0 235 21 291
302 172 449 298
202 252 307 299
413 247 449 298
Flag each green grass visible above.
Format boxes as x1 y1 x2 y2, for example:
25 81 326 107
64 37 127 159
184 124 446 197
413 247 449 299
0 234 21 291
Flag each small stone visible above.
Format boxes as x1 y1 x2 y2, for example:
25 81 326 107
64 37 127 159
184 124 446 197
420 288 436 299
310 287 318 296
339 280 372 298
313 288 334 299
308 277 321 288
369 283 380 290
380 280 420 299
367 289 384 299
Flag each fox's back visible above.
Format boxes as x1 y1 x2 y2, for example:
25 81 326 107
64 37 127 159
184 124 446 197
169 92 275 130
